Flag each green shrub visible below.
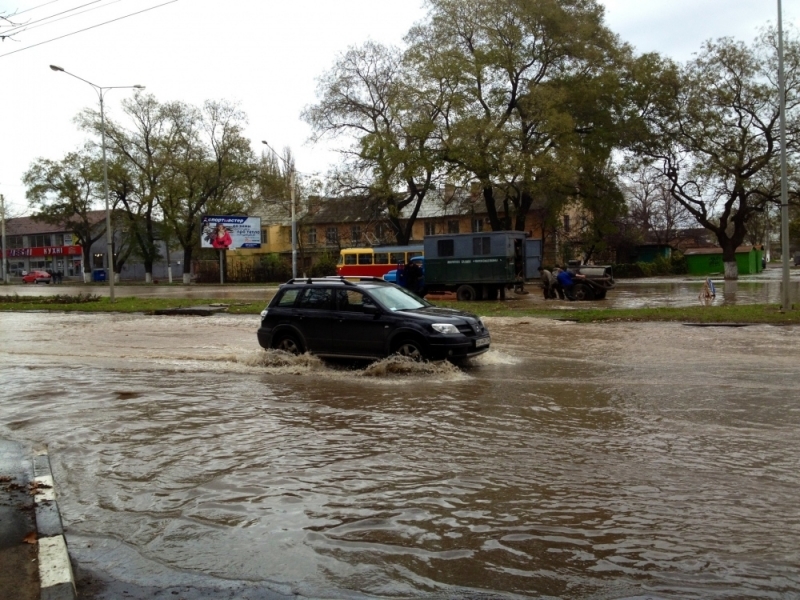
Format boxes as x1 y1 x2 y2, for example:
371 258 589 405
309 252 338 277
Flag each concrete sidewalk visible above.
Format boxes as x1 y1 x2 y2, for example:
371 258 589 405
0 440 75 600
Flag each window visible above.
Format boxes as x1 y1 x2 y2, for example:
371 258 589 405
326 227 338 245
471 218 484 233
52 234 64 246
8 235 23 249
336 289 367 312
357 253 373 265
307 227 317 245
344 254 357 265
472 236 491 255
261 229 268 244
437 239 455 257
424 221 436 236
374 252 389 265
563 215 570 233
389 252 405 265
350 226 361 245
298 287 333 310
30 234 51 248
277 289 300 307
447 220 460 234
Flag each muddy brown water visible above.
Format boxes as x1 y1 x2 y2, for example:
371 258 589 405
1 312 799 599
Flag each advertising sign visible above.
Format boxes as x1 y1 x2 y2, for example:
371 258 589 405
2 245 82 258
201 216 262 250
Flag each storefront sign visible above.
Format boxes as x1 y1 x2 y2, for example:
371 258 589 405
2 245 82 258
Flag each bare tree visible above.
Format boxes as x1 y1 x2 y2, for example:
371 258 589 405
623 165 692 245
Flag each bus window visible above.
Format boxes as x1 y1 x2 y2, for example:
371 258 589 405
337 254 344 265
408 251 423 259
389 252 405 265
358 253 373 265
374 252 389 265
345 254 357 265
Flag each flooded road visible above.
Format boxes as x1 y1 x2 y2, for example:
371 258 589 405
1 312 799 599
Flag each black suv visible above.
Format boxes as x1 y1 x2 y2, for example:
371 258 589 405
257 277 491 362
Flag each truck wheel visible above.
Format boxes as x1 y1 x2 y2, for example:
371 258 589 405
456 285 477 301
572 283 594 301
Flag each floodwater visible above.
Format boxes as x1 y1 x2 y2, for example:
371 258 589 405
1 312 799 599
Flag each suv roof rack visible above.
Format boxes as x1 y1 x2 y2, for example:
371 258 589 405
284 276 389 286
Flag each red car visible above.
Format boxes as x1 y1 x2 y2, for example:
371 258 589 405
22 270 52 284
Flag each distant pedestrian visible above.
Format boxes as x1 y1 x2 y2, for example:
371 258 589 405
538 266 556 299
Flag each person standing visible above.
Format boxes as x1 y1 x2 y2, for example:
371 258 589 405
538 266 556 299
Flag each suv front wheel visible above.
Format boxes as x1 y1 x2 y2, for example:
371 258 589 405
392 338 426 361
272 332 304 355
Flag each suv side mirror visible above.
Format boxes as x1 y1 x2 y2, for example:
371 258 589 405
362 302 380 315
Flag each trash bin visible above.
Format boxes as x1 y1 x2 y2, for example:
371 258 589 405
92 268 106 282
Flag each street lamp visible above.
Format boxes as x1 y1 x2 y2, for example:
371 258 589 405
261 140 297 278
50 65 144 302
777 1 792 311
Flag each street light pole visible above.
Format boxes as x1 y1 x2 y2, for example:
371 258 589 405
49 65 144 303
777 1 792 311
1 193 7 284
261 140 297 278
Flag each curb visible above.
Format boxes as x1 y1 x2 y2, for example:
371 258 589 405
33 448 76 600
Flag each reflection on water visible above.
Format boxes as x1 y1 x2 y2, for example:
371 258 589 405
1 313 799 599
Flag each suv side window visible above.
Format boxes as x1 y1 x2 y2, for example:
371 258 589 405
276 288 301 307
335 289 372 312
298 287 333 309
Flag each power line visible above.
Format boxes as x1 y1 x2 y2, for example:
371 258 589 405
3 0 106 36
0 0 178 59
12 0 65 18
8 0 126 36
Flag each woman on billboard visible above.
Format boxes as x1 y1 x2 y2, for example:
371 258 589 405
211 223 233 249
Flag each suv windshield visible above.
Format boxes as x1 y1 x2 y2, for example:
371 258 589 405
368 285 431 311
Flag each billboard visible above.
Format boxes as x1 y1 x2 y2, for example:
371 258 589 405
201 216 262 250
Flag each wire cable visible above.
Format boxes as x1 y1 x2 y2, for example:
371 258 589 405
0 0 178 59
9 0 126 36
3 0 108 37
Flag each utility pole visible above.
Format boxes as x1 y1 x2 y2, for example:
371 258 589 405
0 194 7 284
778 0 792 311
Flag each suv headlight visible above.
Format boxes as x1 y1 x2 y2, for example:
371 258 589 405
432 323 459 334
260 309 269 319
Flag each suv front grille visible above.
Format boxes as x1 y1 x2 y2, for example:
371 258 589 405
457 323 476 336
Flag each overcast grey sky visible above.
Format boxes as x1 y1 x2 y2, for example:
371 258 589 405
1 0 797 216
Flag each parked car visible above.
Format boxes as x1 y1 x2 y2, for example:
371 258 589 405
21 270 52 284
257 276 491 362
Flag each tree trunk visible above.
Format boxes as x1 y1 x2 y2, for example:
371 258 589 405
182 247 193 284
724 261 738 280
722 244 739 280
